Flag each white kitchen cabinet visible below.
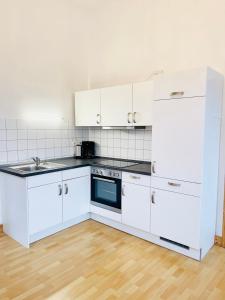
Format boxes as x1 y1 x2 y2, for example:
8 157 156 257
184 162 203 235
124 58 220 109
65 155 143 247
75 89 101 126
153 68 206 100
63 176 90 222
122 182 151 232
151 67 223 258
2 167 91 247
150 188 200 249
132 80 153 126
101 84 133 126
28 182 63 235
74 81 154 127
152 98 205 183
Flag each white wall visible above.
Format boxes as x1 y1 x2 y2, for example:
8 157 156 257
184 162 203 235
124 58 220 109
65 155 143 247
0 0 90 122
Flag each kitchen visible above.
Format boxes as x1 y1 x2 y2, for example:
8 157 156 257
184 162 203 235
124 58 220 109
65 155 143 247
1 1 225 299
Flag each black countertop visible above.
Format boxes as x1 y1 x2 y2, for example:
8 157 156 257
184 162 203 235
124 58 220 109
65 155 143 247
0 157 151 178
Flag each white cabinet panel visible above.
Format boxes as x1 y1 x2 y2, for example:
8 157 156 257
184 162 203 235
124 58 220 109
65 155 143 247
62 167 90 181
122 182 151 232
151 177 201 197
122 172 151 187
151 188 200 249
101 84 132 126
63 176 90 222
154 68 206 100
90 205 122 222
133 80 153 126
27 172 62 188
28 183 63 235
152 98 205 183
75 89 101 126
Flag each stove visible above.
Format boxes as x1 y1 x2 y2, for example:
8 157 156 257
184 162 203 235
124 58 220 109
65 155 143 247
94 159 138 168
90 159 139 213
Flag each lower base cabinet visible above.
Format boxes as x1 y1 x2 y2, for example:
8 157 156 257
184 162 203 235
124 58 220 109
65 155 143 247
28 167 91 238
63 176 90 222
122 182 151 232
28 182 63 235
150 188 201 249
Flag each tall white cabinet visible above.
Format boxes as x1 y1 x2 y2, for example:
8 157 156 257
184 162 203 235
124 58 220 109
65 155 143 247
152 98 205 182
151 67 223 258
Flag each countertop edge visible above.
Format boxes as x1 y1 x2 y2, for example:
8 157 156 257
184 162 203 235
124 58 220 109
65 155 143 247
0 158 151 177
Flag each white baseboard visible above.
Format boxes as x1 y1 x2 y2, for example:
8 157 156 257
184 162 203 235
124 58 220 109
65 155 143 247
29 213 90 244
4 211 202 260
91 213 201 261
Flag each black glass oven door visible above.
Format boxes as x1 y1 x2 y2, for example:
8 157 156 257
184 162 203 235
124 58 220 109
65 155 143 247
91 175 121 210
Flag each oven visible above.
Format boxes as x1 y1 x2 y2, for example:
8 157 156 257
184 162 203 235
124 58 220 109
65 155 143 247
91 167 121 213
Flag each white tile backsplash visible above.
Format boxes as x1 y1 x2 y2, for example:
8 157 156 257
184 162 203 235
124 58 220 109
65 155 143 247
0 119 152 165
7 130 17 141
88 127 152 161
0 119 88 165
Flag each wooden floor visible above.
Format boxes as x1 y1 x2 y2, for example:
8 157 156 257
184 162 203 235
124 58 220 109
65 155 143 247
1 221 225 300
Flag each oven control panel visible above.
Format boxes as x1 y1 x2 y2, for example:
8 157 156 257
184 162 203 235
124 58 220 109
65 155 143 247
91 167 122 179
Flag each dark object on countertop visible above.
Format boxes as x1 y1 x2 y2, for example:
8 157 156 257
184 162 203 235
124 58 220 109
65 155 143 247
81 141 95 159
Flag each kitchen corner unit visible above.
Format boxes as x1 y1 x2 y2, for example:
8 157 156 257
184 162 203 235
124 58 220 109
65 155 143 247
1 67 223 262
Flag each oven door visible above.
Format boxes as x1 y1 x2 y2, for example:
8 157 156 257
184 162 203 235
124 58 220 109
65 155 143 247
91 174 121 213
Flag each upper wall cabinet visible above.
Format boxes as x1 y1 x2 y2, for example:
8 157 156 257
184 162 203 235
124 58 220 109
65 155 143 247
74 80 154 127
75 89 101 126
153 68 207 100
101 84 133 127
133 80 153 126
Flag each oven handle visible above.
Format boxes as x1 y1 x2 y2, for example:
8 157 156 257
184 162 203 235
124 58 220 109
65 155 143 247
92 176 116 184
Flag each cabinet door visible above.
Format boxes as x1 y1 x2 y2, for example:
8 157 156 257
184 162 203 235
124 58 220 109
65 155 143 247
122 182 151 232
28 183 63 235
151 188 200 249
133 80 153 126
101 84 133 126
63 176 90 222
154 68 206 100
152 98 205 183
75 89 101 126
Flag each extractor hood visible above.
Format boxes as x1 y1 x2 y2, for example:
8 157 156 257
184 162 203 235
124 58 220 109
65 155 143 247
101 126 146 130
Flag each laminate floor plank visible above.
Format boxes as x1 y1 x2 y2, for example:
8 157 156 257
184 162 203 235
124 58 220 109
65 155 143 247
1 220 225 299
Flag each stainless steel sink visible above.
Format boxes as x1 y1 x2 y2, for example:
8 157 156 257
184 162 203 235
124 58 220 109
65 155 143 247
15 165 47 172
10 162 66 173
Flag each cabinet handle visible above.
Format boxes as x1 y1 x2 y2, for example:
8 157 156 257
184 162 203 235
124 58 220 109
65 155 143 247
133 112 137 124
122 185 125 196
58 184 62 196
151 191 155 204
96 114 101 125
127 112 132 124
64 183 69 194
152 161 156 174
168 182 181 187
170 91 184 97
130 175 140 180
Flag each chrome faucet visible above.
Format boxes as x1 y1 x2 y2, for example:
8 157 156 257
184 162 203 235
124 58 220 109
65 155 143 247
32 157 41 168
